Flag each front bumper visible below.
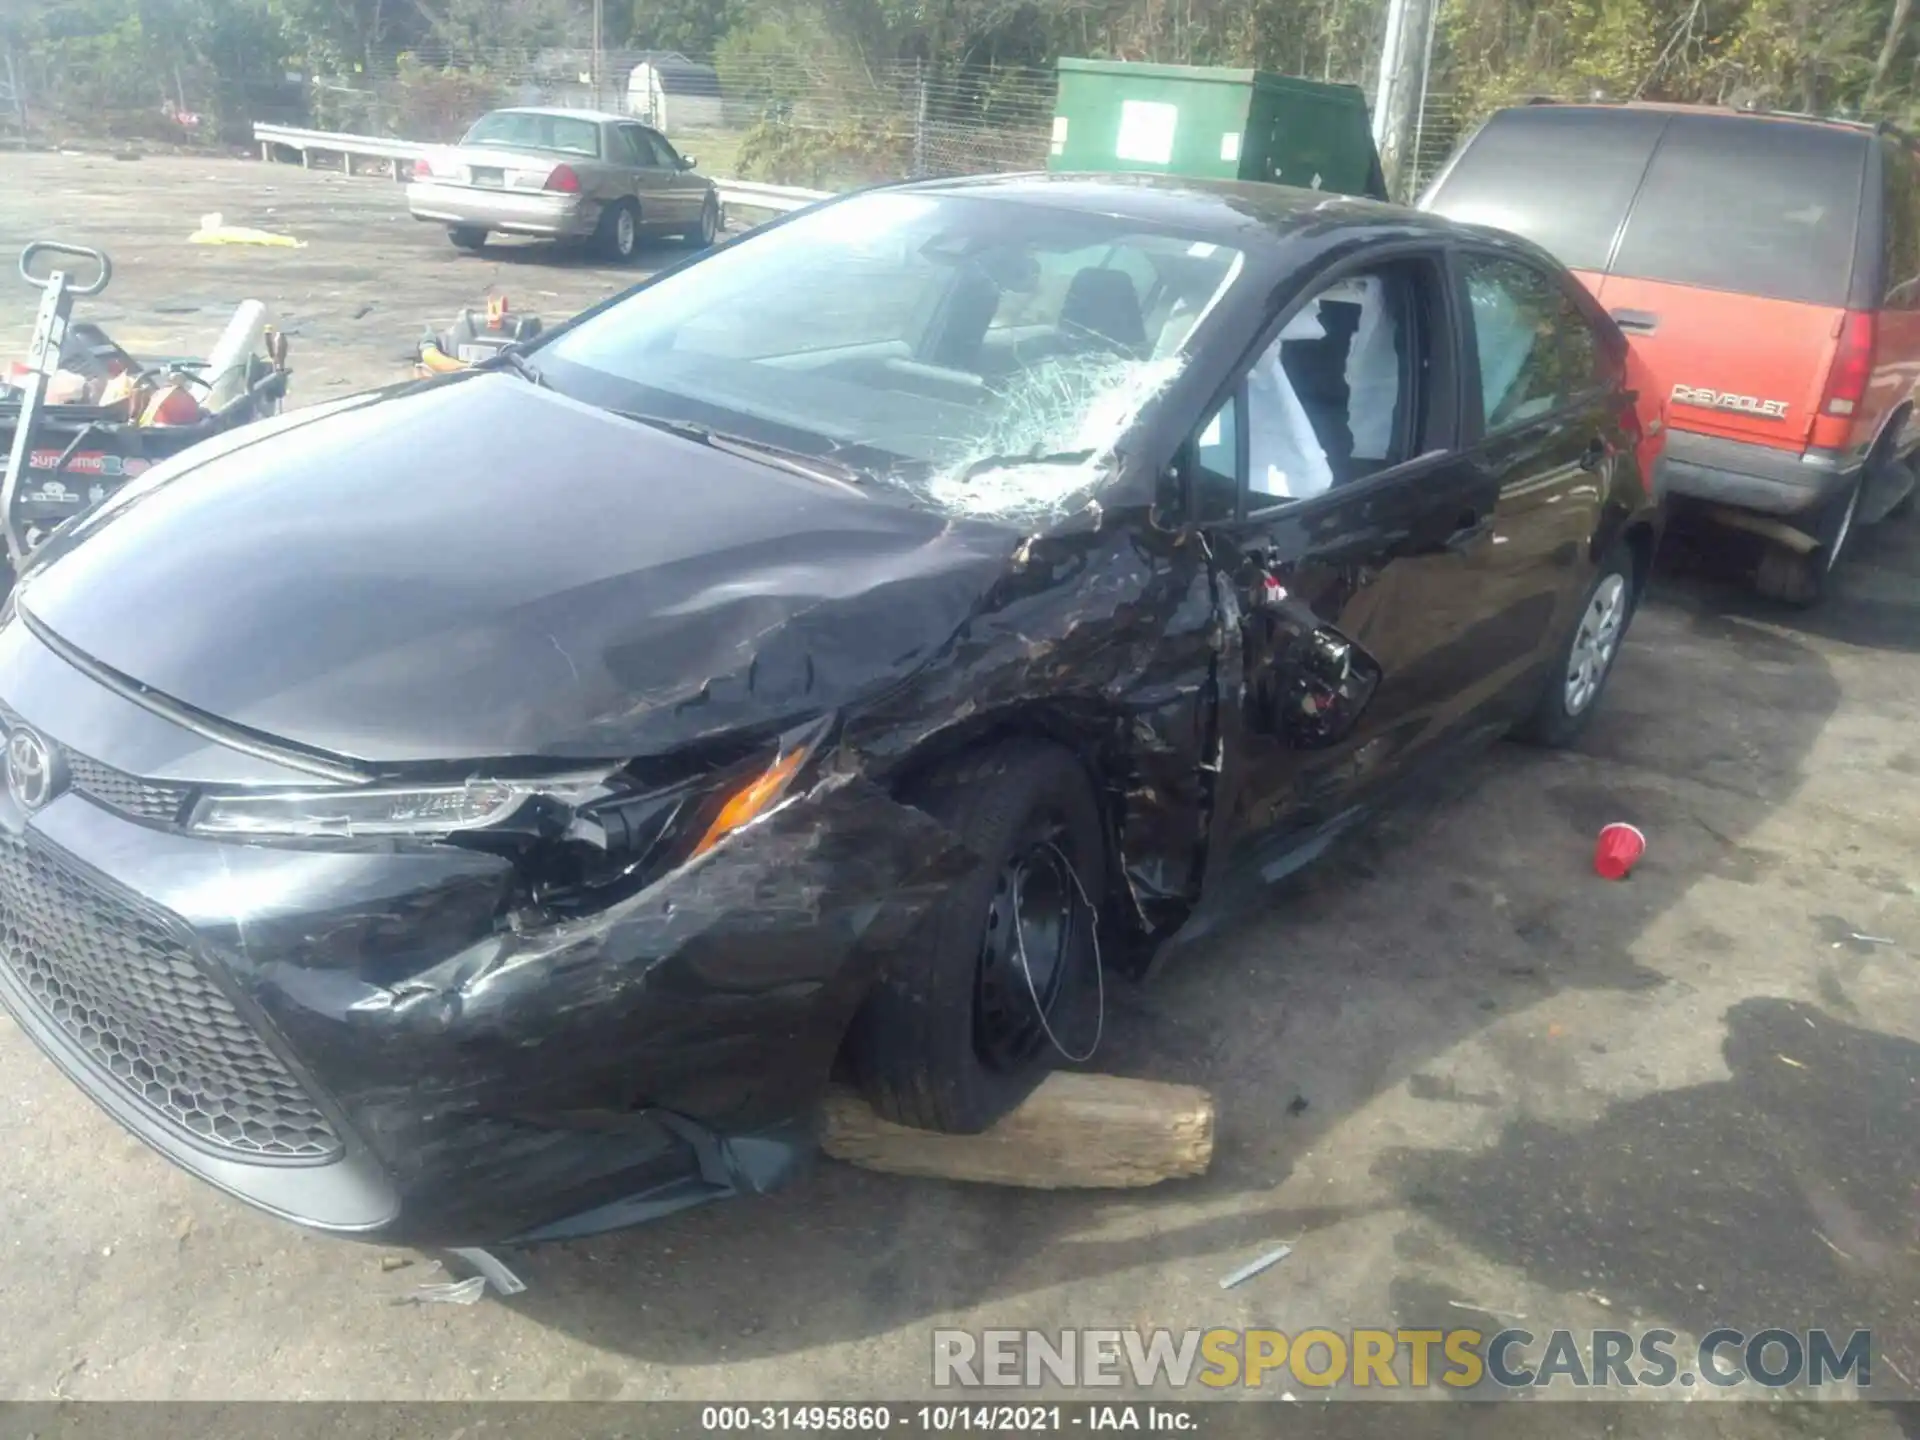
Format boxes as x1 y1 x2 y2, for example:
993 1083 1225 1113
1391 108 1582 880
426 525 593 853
0 626 971 1245
405 181 594 239
1657 427 1859 518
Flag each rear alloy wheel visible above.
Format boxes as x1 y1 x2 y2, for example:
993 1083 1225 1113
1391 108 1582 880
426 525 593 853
844 741 1106 1134
1513 543 1637 748
596 200 640 263
1752 476 1860 608
448 226 486 252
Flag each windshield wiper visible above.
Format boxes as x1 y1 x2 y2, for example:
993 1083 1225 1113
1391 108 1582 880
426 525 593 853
476 347 550 388
614 411 875 493
955 448 1097 480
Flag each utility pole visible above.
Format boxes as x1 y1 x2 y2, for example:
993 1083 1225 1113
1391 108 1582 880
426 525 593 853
591 0 604 111
1371 0 1437 200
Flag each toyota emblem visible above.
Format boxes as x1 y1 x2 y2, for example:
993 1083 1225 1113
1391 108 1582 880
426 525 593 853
6 726 61 812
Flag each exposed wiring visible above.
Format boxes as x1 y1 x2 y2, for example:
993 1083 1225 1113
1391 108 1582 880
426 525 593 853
1010 838 1105 1065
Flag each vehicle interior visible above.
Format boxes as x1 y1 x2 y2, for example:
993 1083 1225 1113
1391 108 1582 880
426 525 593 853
557 211 1427 498
1190 264 1424 516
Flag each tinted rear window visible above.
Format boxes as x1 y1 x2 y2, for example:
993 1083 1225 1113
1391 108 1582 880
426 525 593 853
1610 115 1865 305
1422 107 1670 271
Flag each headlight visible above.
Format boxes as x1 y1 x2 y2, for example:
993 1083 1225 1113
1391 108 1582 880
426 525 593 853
185 718 829 858
187 773 615 840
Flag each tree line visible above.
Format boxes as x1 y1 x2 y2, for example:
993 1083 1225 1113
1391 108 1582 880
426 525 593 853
3 0 1915 143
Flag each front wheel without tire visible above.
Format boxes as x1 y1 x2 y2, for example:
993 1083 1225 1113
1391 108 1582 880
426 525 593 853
844 741 1107 1135
1513 544 1636 748
448 226 486 251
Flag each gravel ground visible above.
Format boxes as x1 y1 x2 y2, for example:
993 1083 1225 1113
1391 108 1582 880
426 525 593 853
1 150 1919 1434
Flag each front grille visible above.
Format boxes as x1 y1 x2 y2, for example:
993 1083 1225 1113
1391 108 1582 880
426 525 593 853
0 831 342 1162
0 702 191 825
64 754 191 824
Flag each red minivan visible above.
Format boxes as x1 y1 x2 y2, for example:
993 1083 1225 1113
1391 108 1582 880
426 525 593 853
1420 101 1920 603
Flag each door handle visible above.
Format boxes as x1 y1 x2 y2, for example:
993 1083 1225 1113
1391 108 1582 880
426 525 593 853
1610 308 1659 335
1578 436 1609 472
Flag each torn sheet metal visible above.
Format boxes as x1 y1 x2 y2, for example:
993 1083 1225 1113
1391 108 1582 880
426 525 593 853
65 768 984 1244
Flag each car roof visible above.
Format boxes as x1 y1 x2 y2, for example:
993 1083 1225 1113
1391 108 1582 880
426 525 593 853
481 106 630 124
879 170 1462 249
1507 99 1903 142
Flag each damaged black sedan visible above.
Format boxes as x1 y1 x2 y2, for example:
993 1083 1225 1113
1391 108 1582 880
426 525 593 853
0 175 1660 1246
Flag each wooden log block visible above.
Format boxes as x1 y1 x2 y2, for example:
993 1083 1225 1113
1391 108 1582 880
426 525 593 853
819 1072 1214 1190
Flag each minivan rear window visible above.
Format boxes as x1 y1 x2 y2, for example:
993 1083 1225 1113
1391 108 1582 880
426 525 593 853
1420 107 1670 272
1609 115 1865 306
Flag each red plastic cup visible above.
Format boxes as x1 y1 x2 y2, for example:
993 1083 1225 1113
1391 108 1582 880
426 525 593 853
1594 822 1646 881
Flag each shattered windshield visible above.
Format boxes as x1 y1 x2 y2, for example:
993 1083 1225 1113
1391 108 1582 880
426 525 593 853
538 191 1246 521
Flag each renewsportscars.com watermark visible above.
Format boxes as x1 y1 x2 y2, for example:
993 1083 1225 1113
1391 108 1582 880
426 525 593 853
932 1328 1876 1392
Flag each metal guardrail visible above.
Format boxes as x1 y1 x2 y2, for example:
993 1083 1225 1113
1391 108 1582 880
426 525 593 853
252 122 830 213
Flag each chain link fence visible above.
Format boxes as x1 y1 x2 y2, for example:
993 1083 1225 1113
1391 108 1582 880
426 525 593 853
2 38 1468 196
1406 89 1470 196
283 50 1061 191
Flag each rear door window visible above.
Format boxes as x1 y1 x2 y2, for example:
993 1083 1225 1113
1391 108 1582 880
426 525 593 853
1421 107 1670 272
609 125 647 166
1462 254 1614 432
1609 115 1866 306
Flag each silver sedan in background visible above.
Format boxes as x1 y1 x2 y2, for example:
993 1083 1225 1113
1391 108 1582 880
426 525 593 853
407 107 721 261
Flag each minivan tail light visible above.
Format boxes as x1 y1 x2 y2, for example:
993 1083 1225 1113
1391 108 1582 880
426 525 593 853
544 164 581 194
1821 311 1876 417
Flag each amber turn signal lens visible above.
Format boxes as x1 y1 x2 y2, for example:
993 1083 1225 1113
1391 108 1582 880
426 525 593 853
690 744 811 858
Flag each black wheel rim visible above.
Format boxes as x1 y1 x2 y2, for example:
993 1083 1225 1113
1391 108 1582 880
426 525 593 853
973 818 1077 1071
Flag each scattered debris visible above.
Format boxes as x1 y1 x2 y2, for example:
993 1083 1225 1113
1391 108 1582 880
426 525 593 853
1849 933 1896 947
448 1246 527 1296
1593 822 1646 881
1218 1243 1294 1290
189 212 303 248
50 1356 85 1399
1884 1354 1914 1388
1778 1055 1807 1070
1286 1094 1309 1117
400 1276 487 1306
1580 1290 1613 1309
1814 1230 1853 1262
415 295 542 376
379 1254 413 1273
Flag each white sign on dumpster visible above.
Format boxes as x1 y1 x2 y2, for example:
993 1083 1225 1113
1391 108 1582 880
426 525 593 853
1115 100 1178 165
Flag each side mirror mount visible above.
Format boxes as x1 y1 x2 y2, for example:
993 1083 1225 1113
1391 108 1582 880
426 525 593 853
679 155 698 171
1274 628 1381 750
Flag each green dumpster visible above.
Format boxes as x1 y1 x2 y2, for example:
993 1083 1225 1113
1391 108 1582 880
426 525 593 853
1047 59 1388 200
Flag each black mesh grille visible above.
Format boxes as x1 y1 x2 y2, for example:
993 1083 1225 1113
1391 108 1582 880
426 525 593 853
64 754 190 824
0 703 191 824
0 830 342 1162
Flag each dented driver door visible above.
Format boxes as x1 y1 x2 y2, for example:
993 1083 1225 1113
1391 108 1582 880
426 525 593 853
1187 250 1500 895
1198 453 1497 892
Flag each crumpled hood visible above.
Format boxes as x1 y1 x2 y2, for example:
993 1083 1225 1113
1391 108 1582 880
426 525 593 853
19 375 1015 764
